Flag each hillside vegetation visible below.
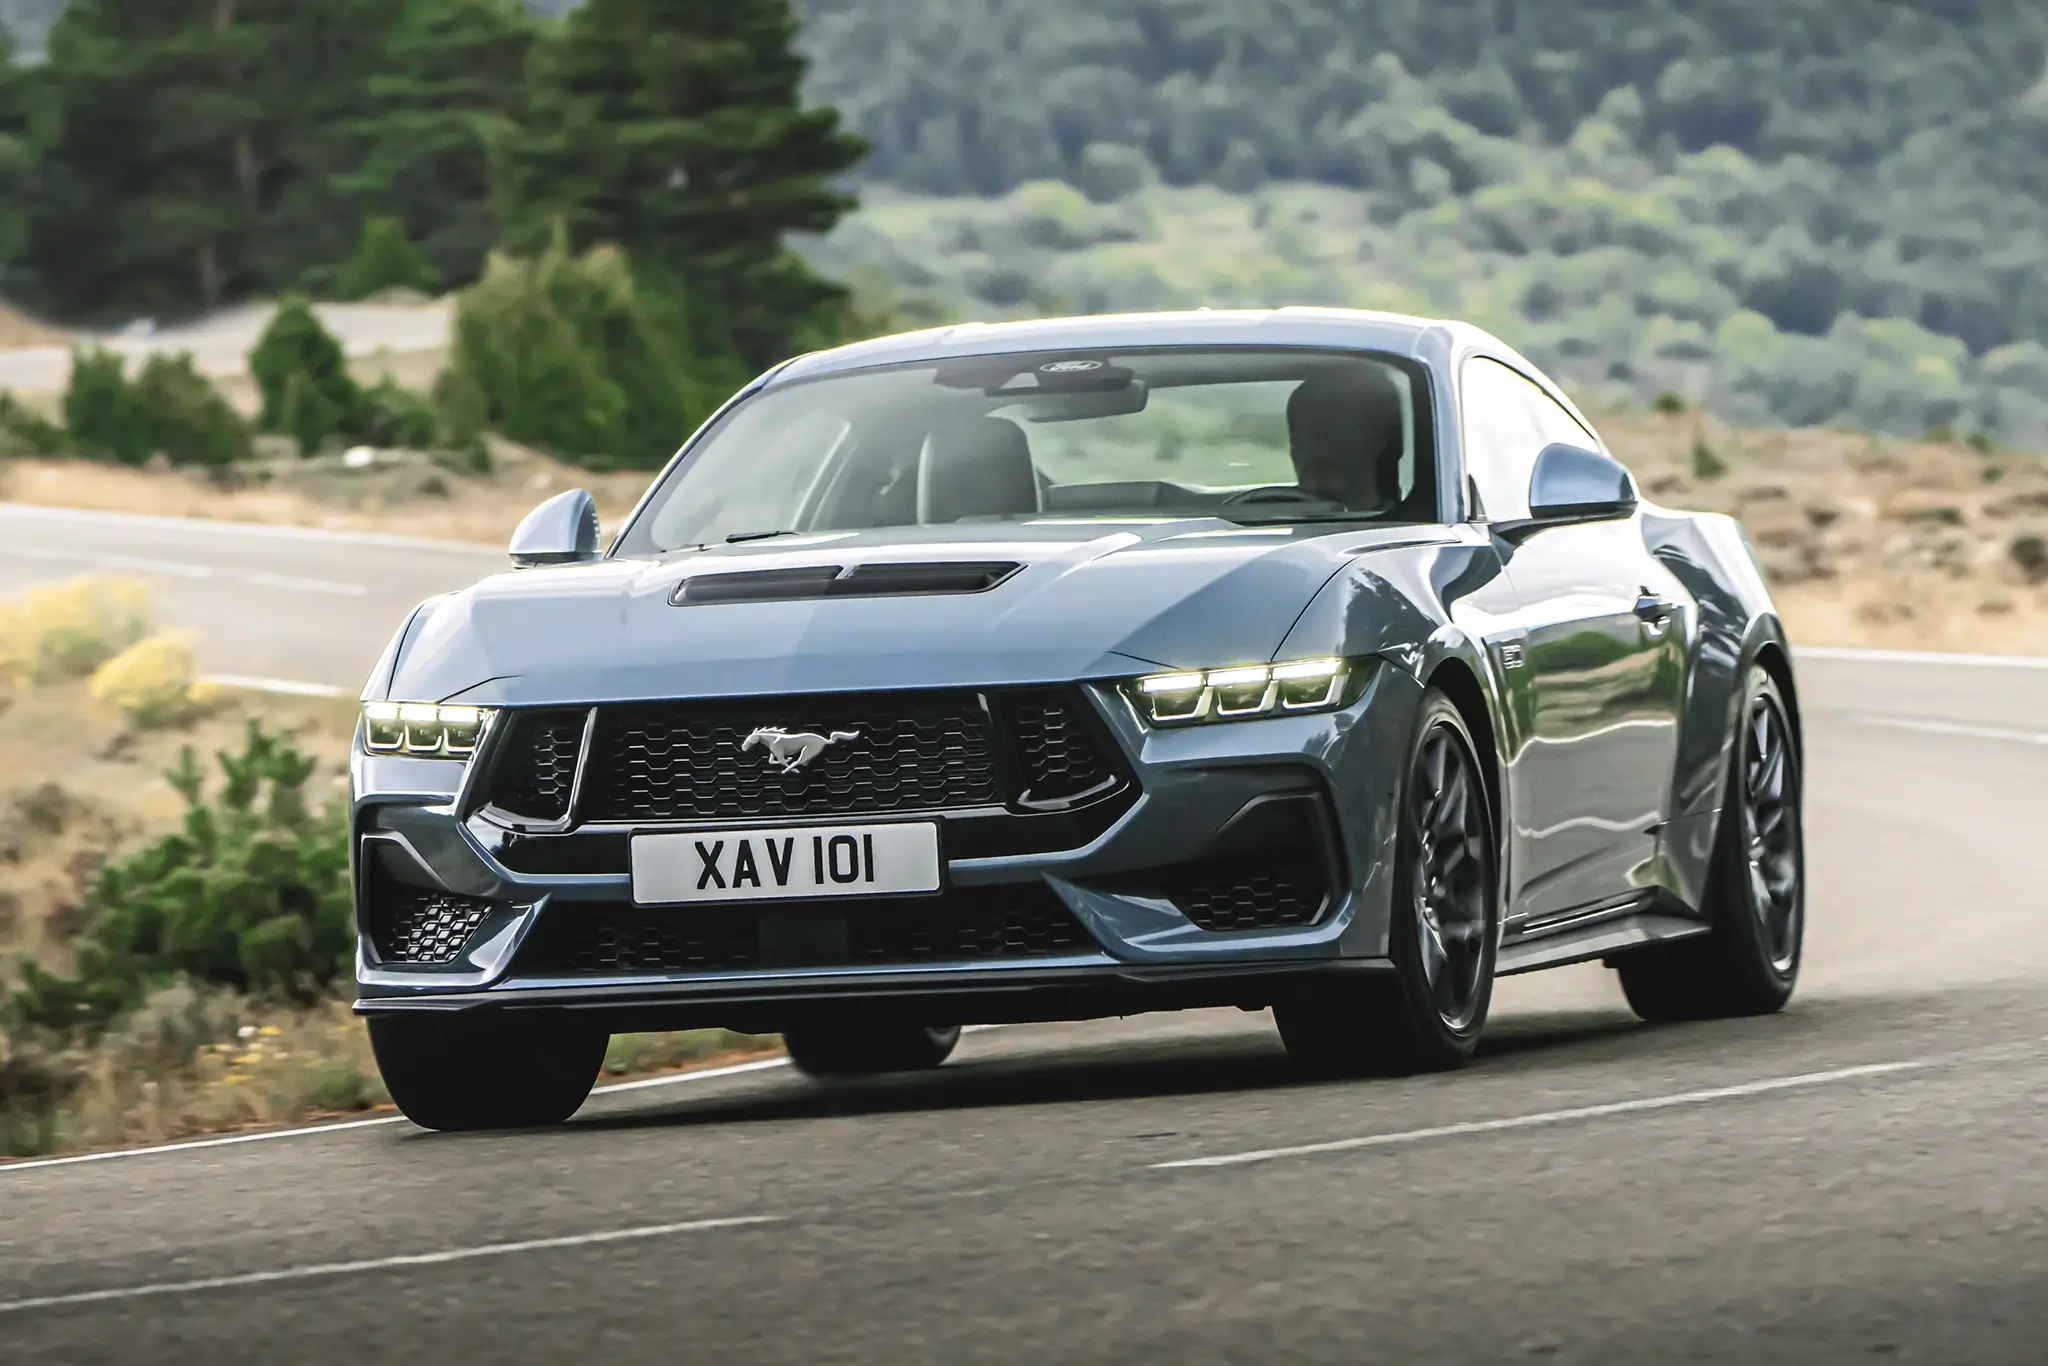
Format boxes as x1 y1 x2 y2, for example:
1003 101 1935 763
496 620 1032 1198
789 0 2048 445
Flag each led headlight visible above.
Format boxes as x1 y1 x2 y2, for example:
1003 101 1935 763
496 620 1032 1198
361 702 494 757
1126 658 1363 726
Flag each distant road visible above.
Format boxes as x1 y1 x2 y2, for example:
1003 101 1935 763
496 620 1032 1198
0 503 499 692
0 300 451 394
4 502 2048 1363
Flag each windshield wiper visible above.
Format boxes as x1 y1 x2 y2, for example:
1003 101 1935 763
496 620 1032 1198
725 528 800 544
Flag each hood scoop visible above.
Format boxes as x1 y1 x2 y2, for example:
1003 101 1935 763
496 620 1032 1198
672 560 1023 605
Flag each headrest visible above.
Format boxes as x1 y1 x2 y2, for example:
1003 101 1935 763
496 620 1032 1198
1286 368 1407 509
918 416 1041 524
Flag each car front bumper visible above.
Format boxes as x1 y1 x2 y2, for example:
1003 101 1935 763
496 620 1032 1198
351 667 1421 1027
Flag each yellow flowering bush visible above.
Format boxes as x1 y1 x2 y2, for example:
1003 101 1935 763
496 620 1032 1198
87 629 221 728
0 576 152 685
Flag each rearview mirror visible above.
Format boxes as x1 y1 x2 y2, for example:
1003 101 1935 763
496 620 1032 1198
1499 444 1637 540
509 488 602 568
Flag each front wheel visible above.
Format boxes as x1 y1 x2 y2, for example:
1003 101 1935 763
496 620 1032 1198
783 1022 961 1077
1617 662 1803 1021
1276 690 1499 1075
368 1013 607 1132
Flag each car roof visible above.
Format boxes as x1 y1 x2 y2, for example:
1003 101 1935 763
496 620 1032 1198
770 307 1511 385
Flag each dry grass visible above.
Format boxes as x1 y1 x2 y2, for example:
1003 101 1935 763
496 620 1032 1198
0 446 654 544
0 301 64 350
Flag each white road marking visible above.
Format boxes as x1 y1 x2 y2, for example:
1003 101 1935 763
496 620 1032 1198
0 501 504 555
1855 715 2048 746
1799 645 2048 669
0 1055 795 1174
0 1215 782 1316
98 554 214 579
243 571 369 596
1151 1059 1929 1170
200 674 353 699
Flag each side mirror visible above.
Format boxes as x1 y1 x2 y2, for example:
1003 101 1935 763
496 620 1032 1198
508 488 602 568
1499 444 1637 540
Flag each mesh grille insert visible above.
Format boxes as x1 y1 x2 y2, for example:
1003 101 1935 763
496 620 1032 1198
518 884 1095 975
370 885 502 965
1001 690 1122 806
579 691 1003 822
1162 855 1331 932
486 710 587 823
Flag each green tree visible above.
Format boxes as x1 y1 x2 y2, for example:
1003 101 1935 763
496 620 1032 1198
333 216 441 300
19 0 405 319
337 0 535 291
249 296 360 454
442 233 738 466
0 29 36 282
501 0 868 368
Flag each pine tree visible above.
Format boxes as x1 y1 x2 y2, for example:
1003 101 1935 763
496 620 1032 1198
0 29 34 281
338 0 535 291
20 0 403 320
501 0 868 369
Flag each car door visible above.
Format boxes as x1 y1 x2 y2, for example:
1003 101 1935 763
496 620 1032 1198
1460 358 1687 927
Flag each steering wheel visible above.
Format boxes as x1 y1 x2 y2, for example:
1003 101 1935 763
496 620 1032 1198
1220 485 1332 506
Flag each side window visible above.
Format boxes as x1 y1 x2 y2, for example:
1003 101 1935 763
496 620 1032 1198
1458 358 1544 521
1525 386 1600 452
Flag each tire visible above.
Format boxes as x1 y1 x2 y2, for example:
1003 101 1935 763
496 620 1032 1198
368 1013 607 1132
1617 663 1803 1022
1275 689 1500 1076
782 1022 961 1077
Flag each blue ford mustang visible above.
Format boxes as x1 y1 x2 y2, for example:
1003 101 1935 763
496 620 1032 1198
351 308 1804 1131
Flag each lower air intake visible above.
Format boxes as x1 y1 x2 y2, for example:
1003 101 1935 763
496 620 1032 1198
370 884 502 965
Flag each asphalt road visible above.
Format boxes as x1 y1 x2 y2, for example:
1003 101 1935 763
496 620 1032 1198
3 507 2046 1364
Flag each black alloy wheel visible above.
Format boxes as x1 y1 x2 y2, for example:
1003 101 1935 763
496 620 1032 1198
1617 663 1803 1021
1411 722 1494 1032
1276 690 1499 1075
1742 686 1802 973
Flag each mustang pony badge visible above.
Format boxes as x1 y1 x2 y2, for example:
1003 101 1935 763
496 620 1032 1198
741 726 860 774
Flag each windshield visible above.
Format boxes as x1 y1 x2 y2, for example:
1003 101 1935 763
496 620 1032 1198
618 347 1437 554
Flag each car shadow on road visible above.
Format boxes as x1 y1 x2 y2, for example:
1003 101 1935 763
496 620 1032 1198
567 1005 1655 1134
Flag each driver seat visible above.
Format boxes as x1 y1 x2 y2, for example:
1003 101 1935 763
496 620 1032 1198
917 416 1042 523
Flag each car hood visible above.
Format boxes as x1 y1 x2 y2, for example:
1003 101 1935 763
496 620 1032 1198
382 520 1442 705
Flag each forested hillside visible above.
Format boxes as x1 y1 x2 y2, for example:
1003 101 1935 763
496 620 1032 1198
787 0 2048 443
9 0 2048 442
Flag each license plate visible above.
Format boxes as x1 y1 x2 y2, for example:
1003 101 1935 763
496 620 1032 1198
630 822 942 905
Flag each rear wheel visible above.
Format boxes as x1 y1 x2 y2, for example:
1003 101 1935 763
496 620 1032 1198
1276 690 1499 1075
783 1022 961 1077
1617 663 1803 1021
368 1013 607 1132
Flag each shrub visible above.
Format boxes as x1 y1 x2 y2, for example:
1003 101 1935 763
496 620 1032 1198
355 375 441 449
88 629 220 728
250 296 360 455
333 217 440 301
0 576 151 686
58 348 250 467
7 724 353 1035
127 353 251 468
63 346 146 463
1692 436 1728 480
1651 390 1687 414
0 392 68 456
443 234 739 467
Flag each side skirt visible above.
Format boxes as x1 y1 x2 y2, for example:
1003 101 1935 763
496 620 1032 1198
1495 905 1710 976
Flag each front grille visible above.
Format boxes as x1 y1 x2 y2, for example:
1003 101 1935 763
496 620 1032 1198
1000 690 1121 806
1162 854 1331 932
369 884 501 964
487 710 587 822
577 691 1004 822
517 884 1096 975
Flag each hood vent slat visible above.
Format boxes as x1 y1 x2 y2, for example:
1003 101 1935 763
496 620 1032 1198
674 560 1021 605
